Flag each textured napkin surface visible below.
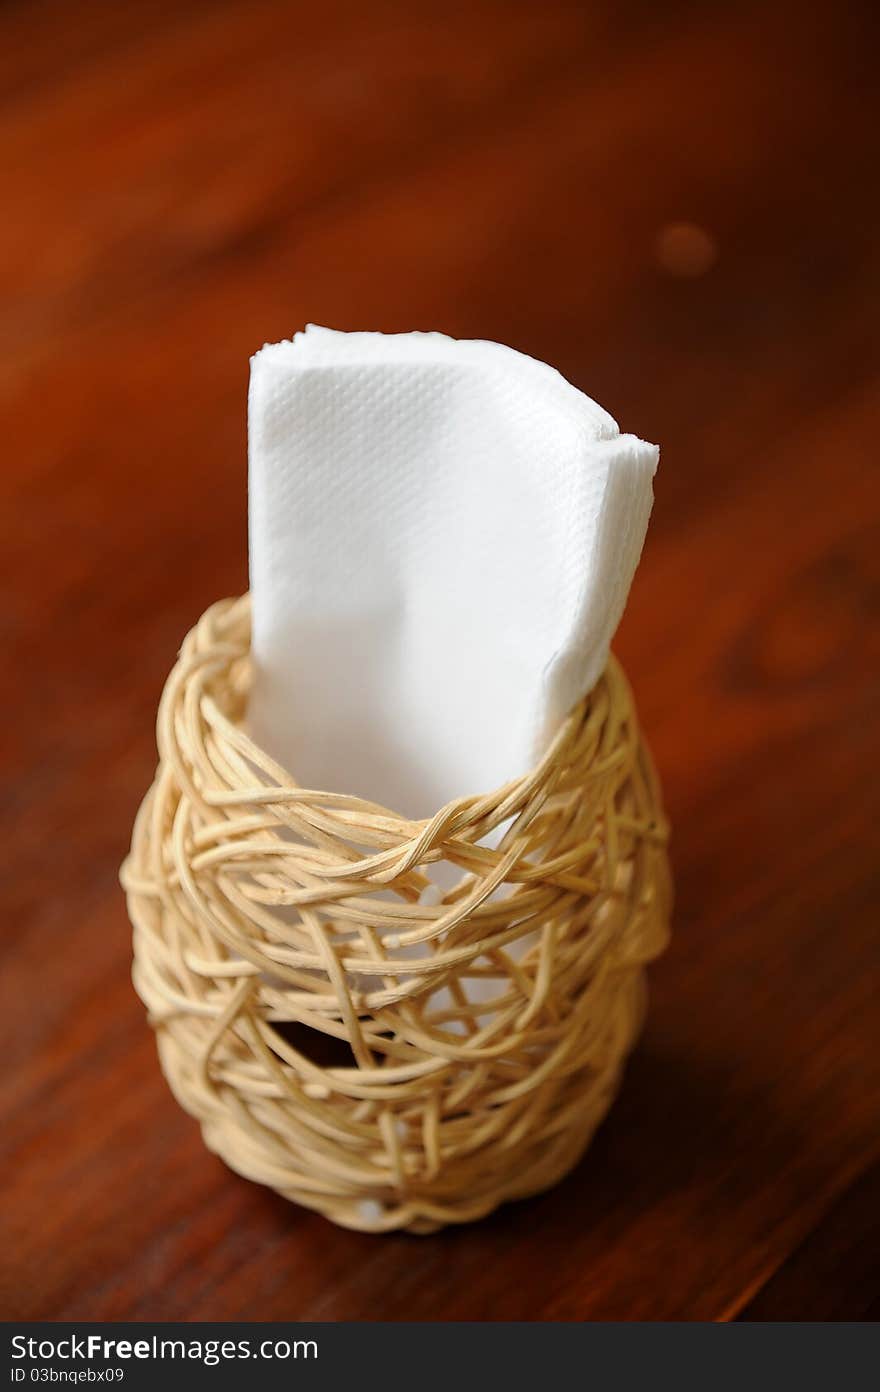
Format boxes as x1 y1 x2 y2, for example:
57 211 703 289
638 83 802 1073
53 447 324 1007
248 326 657 818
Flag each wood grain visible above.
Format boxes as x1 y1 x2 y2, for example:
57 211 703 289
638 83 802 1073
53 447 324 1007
1 0 878 1321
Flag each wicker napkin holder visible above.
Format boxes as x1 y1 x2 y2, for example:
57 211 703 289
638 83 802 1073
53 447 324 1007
122 595 671 1233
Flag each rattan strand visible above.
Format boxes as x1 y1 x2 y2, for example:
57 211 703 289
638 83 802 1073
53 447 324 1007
121 595 671 1233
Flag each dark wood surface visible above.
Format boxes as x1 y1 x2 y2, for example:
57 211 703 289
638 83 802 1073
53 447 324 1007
2 0 878 1322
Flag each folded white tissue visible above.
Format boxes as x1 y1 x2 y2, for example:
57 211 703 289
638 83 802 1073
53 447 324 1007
248 325 658 820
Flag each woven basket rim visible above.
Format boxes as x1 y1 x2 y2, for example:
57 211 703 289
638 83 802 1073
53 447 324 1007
160 592 636 828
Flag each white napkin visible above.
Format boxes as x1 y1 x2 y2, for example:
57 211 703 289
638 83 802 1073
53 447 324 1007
248 326 657 819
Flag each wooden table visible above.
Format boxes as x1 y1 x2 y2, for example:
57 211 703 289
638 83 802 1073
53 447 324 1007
2 0 878 1322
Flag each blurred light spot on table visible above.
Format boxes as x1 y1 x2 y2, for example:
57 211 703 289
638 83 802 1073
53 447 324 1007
655 222 718 277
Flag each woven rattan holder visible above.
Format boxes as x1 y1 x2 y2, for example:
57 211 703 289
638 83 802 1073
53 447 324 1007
122 595 671 1233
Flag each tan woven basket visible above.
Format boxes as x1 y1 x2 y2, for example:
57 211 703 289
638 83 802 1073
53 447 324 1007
121 595 671 1233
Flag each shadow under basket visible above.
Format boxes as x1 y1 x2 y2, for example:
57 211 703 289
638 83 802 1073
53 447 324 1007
121 595 672 1233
